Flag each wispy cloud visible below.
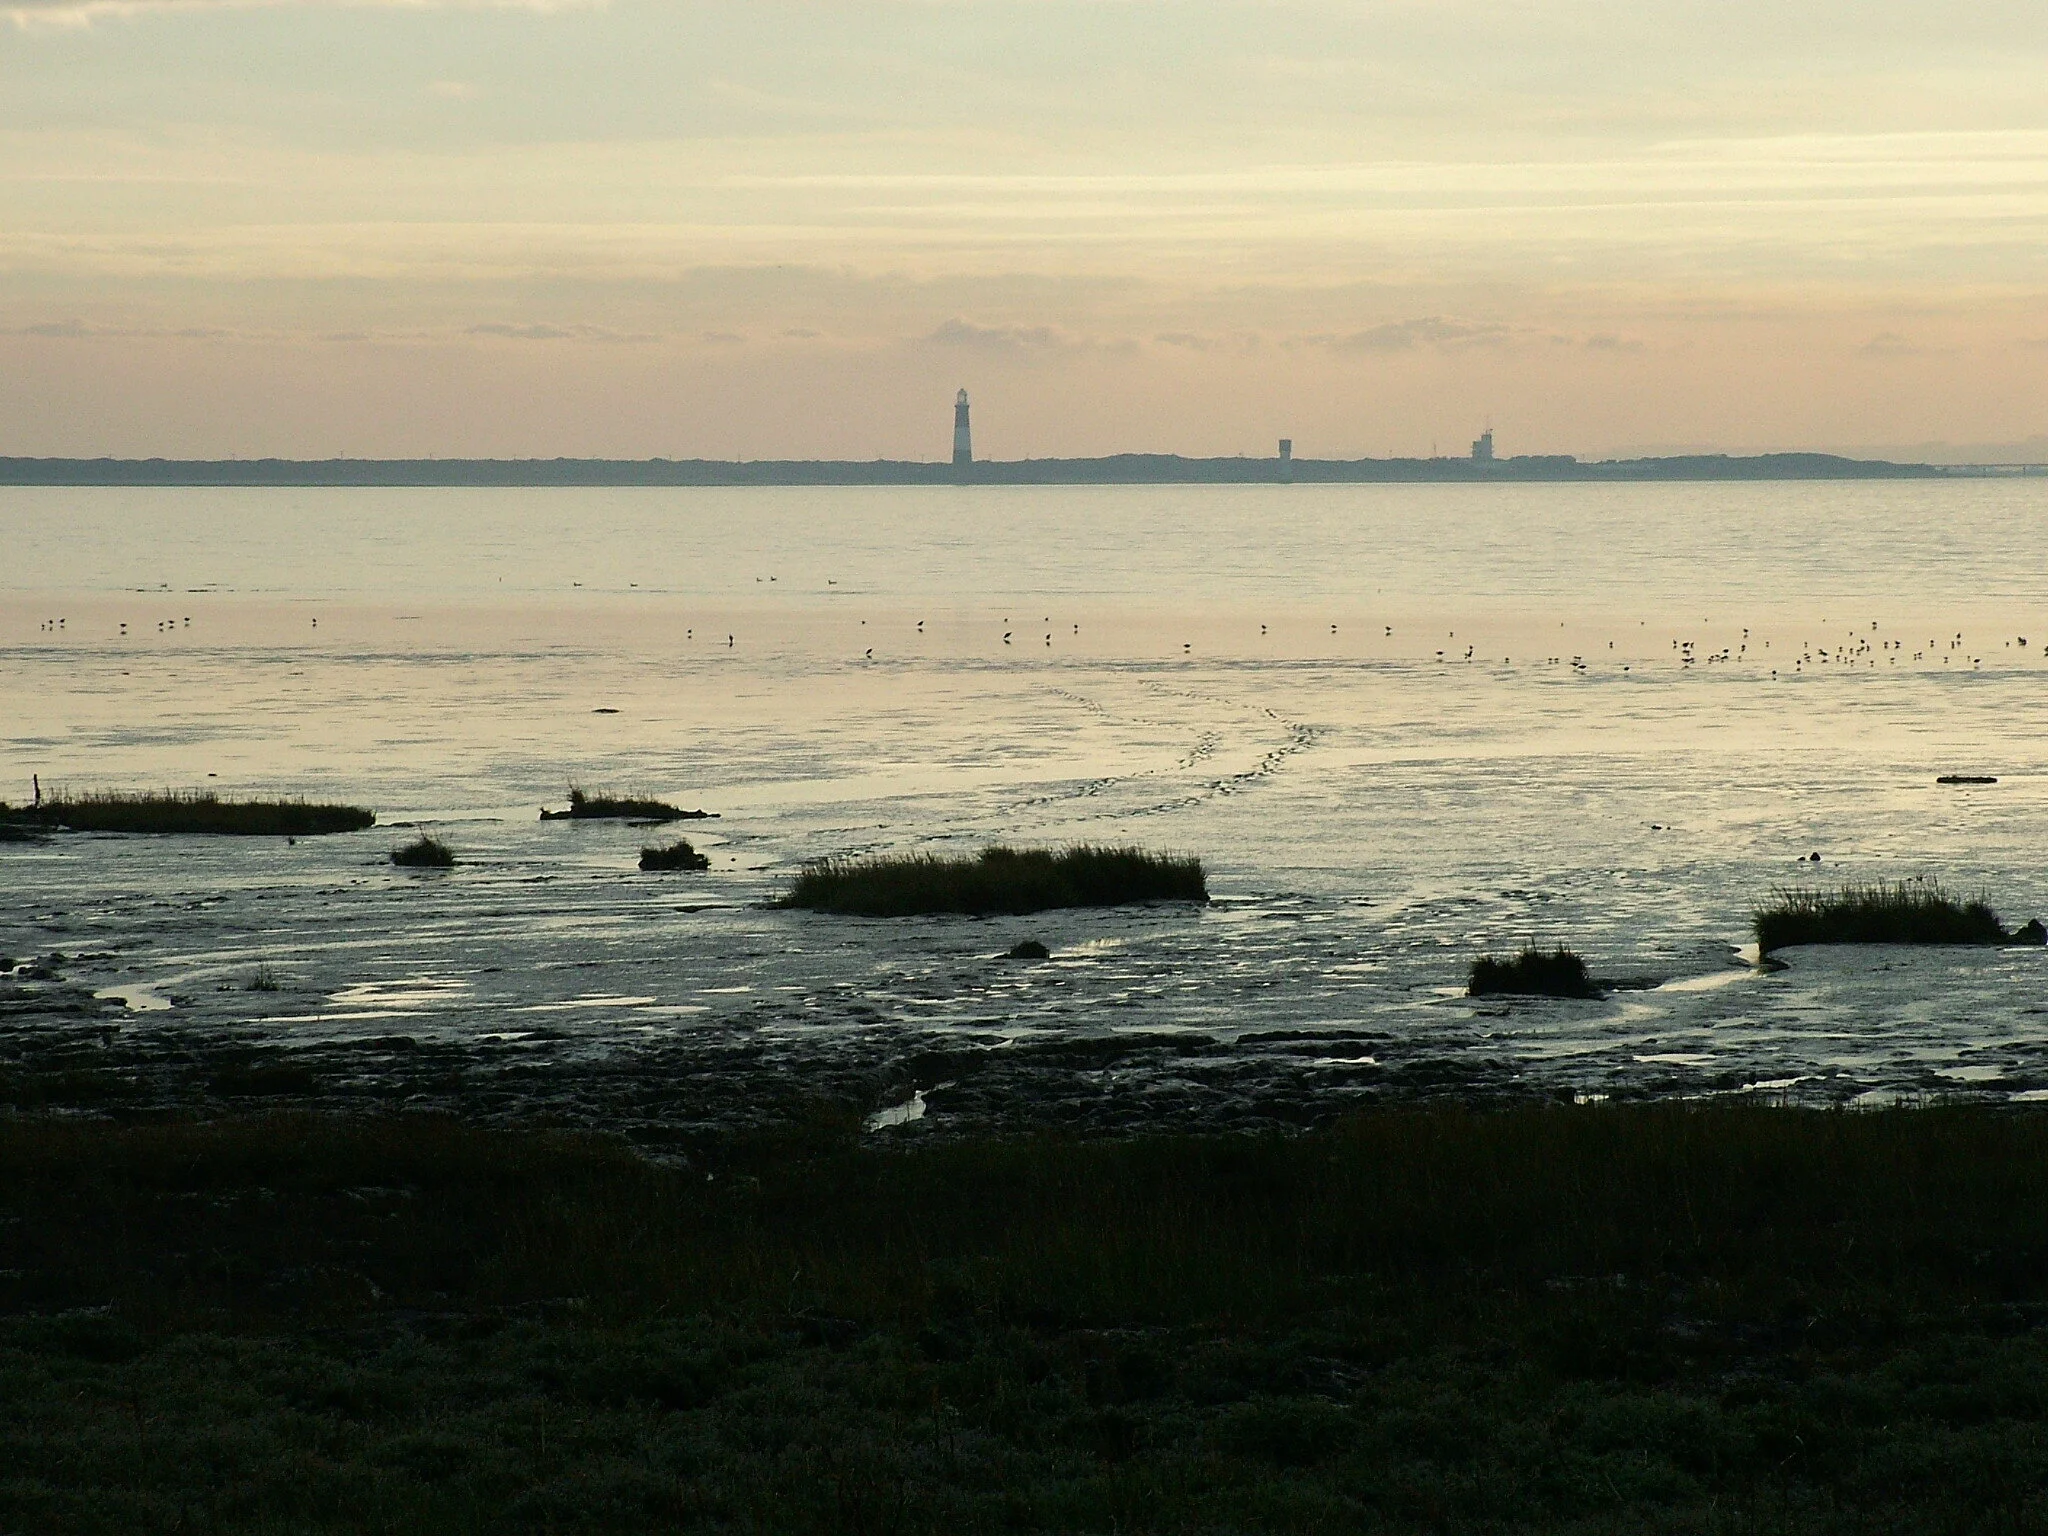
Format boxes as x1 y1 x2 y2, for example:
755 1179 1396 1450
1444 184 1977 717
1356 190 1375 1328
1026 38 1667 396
927 317 1076 354
1305 317 1515 353
466 321 655 343
7 0 596 28
12 317 231 337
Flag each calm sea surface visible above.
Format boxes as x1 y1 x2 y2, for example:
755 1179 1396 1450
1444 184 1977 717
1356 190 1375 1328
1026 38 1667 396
7 480 2048 1114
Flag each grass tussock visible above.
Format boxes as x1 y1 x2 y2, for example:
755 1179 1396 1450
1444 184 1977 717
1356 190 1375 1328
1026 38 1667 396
1468 945 1600 999
0 789 373 836
543 785 706 822
389 834 454 868
638 838 710 871
8 1107 2048 1532
1755 880 2018 955
778 844 1208 916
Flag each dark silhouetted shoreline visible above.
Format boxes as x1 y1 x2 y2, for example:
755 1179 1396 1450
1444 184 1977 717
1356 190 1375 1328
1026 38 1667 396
0 451 1948 487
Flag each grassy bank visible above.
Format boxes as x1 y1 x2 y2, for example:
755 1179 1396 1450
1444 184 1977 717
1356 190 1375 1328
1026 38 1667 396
1468 946 1600 998
6 1105 2048 1532
1755 881 2022 954
780 844 1208 916
640 838 710 871
544 786 708 822
390 834 454 868
1 790 374 836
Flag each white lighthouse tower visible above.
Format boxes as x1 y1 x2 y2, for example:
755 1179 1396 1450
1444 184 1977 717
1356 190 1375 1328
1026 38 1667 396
952 389 973 468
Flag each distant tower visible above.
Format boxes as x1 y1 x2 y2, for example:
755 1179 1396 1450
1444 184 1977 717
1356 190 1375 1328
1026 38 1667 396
1471 427 1495 463
952 389 973 467
1278 438 1293 484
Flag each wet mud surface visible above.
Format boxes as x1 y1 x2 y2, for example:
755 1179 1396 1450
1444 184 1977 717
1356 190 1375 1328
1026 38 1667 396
11 926 2048 1144
12 482 2048 1134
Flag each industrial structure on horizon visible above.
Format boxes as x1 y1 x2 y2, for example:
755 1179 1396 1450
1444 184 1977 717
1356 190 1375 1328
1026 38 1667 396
944 394 1509 473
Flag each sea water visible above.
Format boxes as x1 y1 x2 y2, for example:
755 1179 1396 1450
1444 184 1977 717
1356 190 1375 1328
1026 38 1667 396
6 479 2048 1112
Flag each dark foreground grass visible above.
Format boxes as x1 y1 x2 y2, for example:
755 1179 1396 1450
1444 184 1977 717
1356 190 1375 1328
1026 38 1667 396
0 790 374 836
544 786 708 822
1468 946 1601 999
640 838 710 871
780 844 1208 917
390 834 454 868
8 1105 2048 1532
1755 881 2028 955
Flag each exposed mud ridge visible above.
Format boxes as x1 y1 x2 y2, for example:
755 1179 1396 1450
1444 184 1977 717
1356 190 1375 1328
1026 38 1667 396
5 953 2035 1150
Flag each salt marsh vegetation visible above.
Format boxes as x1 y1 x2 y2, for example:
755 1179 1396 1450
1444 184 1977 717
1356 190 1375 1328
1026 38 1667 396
778 845 1208 916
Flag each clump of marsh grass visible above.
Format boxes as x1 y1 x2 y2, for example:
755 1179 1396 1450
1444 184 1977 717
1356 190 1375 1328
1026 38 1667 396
639 839 710 872
244 964 282 993
777 845 1208 917
2 789 374 837
390 835 454 869
1754 881 2018 955
1468 946 1601 999
542 786 710 823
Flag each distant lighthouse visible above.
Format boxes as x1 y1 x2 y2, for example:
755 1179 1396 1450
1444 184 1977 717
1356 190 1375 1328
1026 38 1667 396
952 389 973 468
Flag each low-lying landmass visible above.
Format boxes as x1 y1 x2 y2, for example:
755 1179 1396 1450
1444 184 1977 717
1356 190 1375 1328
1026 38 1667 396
1 791 374 837
778 844 1208 916
1755 881 2044 954
0 451 1954 486
639 838 710 871
542 787 713 823
390 834 454 868
1467 945 1601 999
5 1104 2048 1533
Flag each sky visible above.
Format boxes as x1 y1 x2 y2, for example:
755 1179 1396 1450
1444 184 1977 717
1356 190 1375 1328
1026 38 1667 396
3 0 2047 461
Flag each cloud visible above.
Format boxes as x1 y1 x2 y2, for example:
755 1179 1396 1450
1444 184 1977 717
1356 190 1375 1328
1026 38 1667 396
1861 331 1924 356
926 317 1078 353
466 321 655 343
1582 333 1645 353
13 318 227 338
7 0 596 28
1309 316 1514 353
14 317 674 344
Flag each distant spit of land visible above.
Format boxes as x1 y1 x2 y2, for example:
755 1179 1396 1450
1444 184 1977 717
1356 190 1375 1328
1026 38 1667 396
0 451 1964 487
